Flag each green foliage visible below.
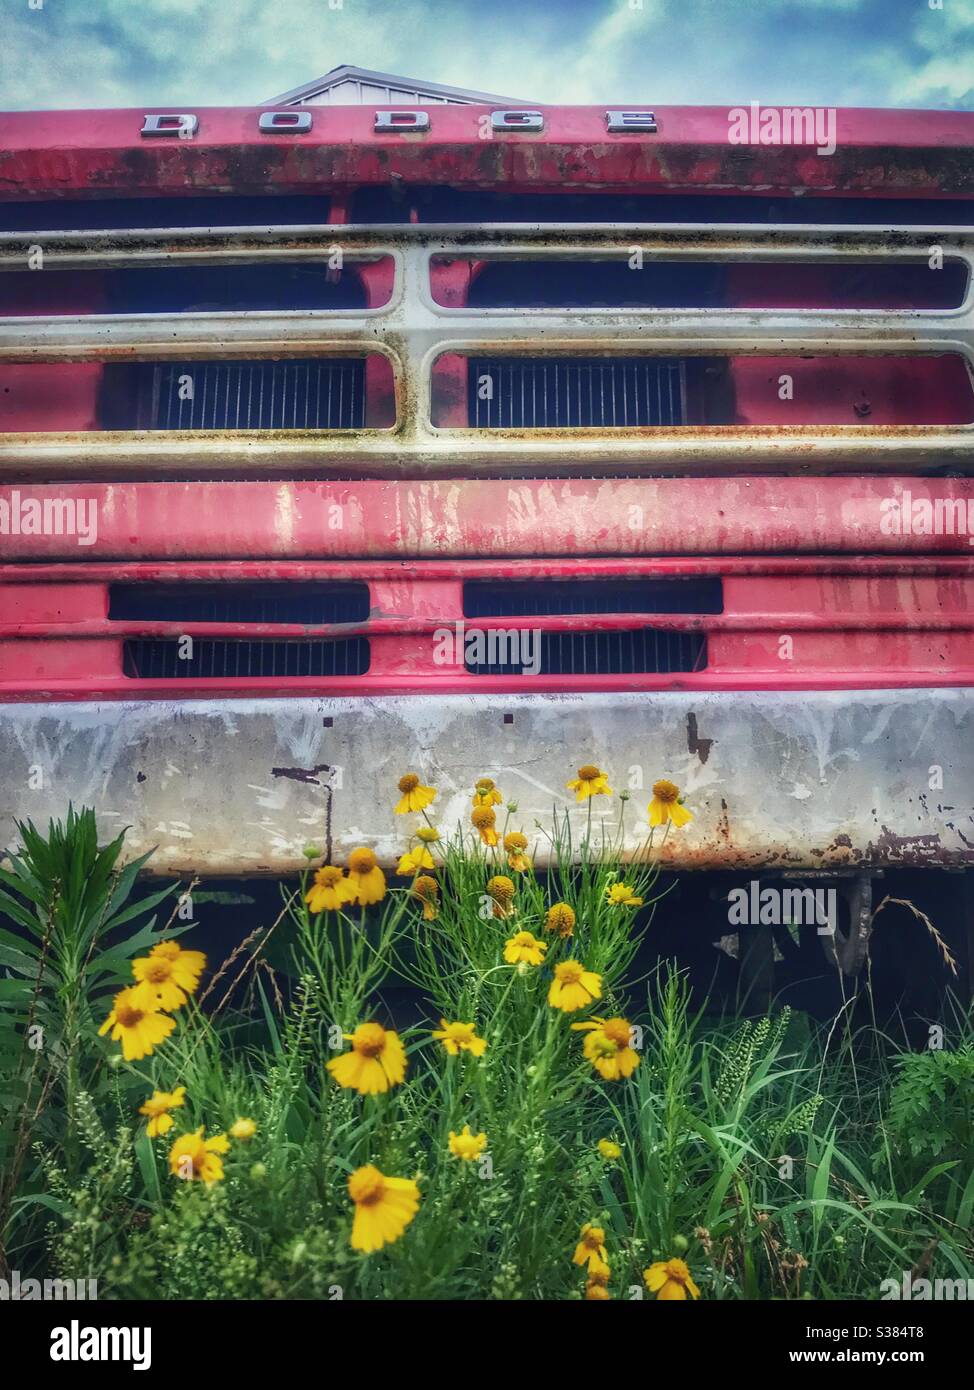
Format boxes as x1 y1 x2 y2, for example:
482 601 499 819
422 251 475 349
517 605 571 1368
883 1046 974 1163
876 1045 974 1226
0 807 176 1268
2 806 972 1300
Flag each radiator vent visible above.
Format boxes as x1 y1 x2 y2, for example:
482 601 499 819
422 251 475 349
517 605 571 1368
109 581 369 624
464 629 706 676
464 577 722 617
468 357 686 428
104 359 366 430
122 637 370 679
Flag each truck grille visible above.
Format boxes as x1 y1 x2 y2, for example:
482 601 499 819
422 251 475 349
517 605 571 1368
464 577 723 616
468 357 686 429
464 628 706 676
122 637 370 679
107 359 366 431
109 581 369 624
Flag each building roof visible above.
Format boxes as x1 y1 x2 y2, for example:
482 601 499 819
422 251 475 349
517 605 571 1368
263 63 536 107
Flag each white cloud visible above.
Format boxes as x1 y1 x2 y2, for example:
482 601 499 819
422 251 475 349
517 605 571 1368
0 0 969 112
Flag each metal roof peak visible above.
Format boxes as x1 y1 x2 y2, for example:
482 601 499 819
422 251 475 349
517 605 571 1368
263 62 537 107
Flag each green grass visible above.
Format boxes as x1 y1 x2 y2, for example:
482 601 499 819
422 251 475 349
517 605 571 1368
1 805 971 1301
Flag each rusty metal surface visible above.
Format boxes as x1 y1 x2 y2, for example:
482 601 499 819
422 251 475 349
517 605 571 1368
5 477 974 559
0 223 972 477
4 476 974 559
1 689 971 875
1 104 973 199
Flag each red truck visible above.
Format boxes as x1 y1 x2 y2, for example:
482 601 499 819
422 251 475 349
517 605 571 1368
0 85 972 994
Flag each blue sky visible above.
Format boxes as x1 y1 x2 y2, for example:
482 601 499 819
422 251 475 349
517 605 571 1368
0 0 971 111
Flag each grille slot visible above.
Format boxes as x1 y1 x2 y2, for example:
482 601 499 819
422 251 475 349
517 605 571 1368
468 357 686 428
449 258 970 311
464 577 722 617
109 581 369 624
464 629 706 676
104 359 366 430
0 263 370 316
350 187 974 226
122 637 370 679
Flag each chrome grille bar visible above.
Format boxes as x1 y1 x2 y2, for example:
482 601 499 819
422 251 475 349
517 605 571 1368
0 222 972 474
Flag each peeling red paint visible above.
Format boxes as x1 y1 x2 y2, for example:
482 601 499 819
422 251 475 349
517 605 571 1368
1 105 973 200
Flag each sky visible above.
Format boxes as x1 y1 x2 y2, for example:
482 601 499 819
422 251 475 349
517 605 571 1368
0 0 971 111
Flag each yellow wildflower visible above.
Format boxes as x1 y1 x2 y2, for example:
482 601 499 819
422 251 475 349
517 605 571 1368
131 939 206 1012
503 930 547 966
448 1124 487 1161
230 1117 257 1141
471 805 499 846
431 1019 487 1057
472 777 503 807
168 1126 230 1185
544 902 576 938
486 874 516 918
597 1138 622 1161
548 961 602 1013
99 987 176 1062
503 830 531 872
347 1164 420 1253
326 1022 407 1095
572 1016 641 1081
145 938 206 980
397 845 436 875
305 864 349 913
566 764 612 801
138 1085 186 1138
644 1258 701 1300
394 773 437 814
344 847 387 905
648 779 693 829
606 882 643 907
572 1223 608 1273
411 874 439 920
399 825 440 874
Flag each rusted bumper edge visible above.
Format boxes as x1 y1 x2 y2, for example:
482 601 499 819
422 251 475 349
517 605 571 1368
0 690 971 877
